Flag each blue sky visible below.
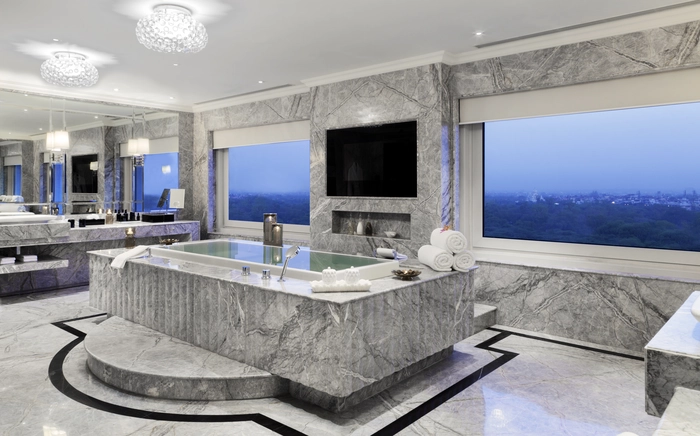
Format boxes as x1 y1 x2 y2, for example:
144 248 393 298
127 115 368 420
144 152 179 198
228 140 310 194
485 102 700 195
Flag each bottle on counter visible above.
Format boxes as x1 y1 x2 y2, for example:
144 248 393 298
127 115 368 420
356 218 365 235
105 209 114 225
364 221 373 236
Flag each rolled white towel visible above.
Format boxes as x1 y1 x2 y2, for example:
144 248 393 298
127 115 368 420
0 203 26 212
376 247 396 259
0 257 15 265
453 250 476 272
110 246 150 269
418 245 454 272
430 228 468 254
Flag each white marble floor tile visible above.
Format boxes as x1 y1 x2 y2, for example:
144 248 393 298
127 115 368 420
0 287 662 436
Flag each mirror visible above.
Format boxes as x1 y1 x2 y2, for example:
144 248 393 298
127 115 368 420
71 154 98 193
0 89 177 211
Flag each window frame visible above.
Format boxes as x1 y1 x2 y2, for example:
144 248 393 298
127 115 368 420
460 122 700 281
215 145 310 242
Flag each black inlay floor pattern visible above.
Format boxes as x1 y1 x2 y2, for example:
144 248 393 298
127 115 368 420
48 317 641 436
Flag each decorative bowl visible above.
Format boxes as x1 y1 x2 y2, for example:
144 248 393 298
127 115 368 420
392 269 421 280
384 231 397 238
159 238 179 246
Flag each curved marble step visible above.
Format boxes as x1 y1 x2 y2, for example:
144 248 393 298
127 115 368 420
84 316 289 401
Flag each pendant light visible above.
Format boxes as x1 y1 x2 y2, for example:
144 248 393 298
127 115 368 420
46 99 69 151
127 110 149 155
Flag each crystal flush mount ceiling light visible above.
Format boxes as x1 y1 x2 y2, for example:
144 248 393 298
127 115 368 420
40 51 98 87
136 5 208 53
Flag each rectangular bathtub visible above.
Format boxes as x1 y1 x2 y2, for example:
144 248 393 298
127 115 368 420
149 239 399 281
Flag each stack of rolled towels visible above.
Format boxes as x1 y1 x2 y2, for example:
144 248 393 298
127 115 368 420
0 257 15 265
417 228 476 272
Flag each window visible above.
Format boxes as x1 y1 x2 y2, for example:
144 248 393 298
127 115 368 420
217 140 310 239
483 103 700 252
462 106 700 280
144 152 179 211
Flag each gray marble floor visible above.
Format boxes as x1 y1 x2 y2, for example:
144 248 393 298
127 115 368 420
0 286 661 435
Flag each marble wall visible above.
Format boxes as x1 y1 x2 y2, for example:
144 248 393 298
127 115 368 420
453 20 700 351
193 94 312 237
310 64 454 257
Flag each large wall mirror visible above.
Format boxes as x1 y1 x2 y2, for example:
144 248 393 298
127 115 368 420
71 154 98 193
0 89 177 212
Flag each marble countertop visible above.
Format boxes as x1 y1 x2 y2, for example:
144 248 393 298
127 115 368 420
646 291 700 357
68 220 199 231
88 246 475 304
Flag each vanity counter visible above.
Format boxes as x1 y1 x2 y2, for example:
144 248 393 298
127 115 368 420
0 220 200 296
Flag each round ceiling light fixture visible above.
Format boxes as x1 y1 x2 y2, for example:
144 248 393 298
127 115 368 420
40 51 99 87
136 5 208 53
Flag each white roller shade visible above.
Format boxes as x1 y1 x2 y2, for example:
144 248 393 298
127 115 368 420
120 136 178 157
213 120 310 149
459 68 700 124
3 155 22 166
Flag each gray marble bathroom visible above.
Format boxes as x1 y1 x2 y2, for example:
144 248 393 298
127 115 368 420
2 2 700 435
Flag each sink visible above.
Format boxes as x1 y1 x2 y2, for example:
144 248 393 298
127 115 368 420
0 213 59 224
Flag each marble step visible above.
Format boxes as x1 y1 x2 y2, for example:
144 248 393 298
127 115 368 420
84 316 289 401
474 303 497 334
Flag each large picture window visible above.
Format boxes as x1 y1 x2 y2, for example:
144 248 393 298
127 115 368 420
483 102 700 252
226 140 310 225
144 152 179 211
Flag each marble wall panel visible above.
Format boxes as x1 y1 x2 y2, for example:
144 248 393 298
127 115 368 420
195 93 311 236
451 21 700 99
310 64 454 257
474 262 699 352
176 113 195 222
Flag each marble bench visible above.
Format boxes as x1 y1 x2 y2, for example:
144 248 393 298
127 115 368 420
645 291 700 417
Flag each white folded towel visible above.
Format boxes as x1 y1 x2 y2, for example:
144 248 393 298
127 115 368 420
430 228 468 254
375 247 408 261
418 245 454 272
453 250 476 272
110 246 150 269
0 204 26 212
17 255 37 262
1 257 16 265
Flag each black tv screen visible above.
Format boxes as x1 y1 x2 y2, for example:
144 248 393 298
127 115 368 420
326 121 418 197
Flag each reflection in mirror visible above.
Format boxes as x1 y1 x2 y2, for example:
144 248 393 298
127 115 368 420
50 154 65 214
71 154 98 193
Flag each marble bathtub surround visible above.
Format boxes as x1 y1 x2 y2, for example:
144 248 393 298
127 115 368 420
653 387 700 435
645 291 700 417
88 247 475 411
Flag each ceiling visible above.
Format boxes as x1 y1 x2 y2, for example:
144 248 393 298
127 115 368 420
2 0 700 137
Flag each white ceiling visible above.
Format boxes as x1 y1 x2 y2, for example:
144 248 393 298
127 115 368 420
2 0 700 136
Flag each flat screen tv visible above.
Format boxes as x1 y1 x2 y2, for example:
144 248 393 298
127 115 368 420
326 120 418 197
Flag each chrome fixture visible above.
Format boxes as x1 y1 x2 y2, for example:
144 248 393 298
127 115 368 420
261 269 271 280
40 51 98 87
136 5 208 53
278 245 300 282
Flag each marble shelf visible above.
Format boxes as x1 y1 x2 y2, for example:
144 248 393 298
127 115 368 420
645 291 700 416
0 256 68 275
0 221 70 247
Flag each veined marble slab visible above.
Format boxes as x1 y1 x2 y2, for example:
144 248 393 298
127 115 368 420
0 221 70 247
88 248 475 411
85 316 288 400
645 291 700 417
0 256 68 275
653 387 700 435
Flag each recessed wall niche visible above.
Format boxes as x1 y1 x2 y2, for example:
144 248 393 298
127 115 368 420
331 211 411 239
